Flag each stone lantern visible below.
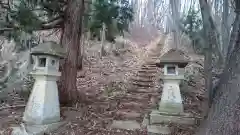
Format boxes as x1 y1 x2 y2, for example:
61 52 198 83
147 49 195 135
156 49 188 113
23 41 65 125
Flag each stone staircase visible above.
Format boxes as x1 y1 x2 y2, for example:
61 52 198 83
111 36 167 130
114 64 160 120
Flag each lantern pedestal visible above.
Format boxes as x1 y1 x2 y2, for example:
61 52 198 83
158 75 184 114
23 71 61 125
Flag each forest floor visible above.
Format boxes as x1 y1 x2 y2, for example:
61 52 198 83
0 35 208 135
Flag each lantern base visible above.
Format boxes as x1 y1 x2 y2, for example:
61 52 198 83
158 101 183 114
145 110 195 135
11 122 65 135
149 110 195 125
23 77 60 125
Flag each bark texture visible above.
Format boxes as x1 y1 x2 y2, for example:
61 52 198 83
197 24 240 134
199 0 213 106
59 0 83 104
196 1 240 134
77 0 85 70
221 0 229 57
226 12 240 63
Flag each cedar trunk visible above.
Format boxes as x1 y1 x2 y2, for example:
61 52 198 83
59 0 84 104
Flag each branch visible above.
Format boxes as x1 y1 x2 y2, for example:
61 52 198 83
0 16 63 33
41 17 63 30
0 27 14 31
42 16 63 25
0 24 61 34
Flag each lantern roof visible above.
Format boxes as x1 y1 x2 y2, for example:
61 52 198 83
31 41 65 58
156 49 189 67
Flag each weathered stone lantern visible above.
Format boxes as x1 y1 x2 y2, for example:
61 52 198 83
147 49 195 135
156 49 188 113
23 41 65 125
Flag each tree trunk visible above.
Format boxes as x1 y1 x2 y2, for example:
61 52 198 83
77 34 84 70
221 0 229 58
199 0 213 106
164 0 171 34
196 1 240 134
77 0 85 70
225 14 240 63
59 0 84 105
213 1 240 98
100 23 106 58
196 21 240 135
170 0 180 48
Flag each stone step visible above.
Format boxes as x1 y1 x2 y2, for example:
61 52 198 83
131 77 154 82
145 59 157 61
132 80 153 84
131 81 155 87
142 63 157 67
137 73 156 78
140 66 158 70
128 88 159 95
145 62 157 66
110 120 141 131
115 110 142 120
118 101 145 110
150 111 196 125
140 66 159 71
138 70 157 74
148 58 159 61
147 124 171 135
124 93 150 101
148 53 161 56
132 73 156 81
151 56 160 59
135 88 159 93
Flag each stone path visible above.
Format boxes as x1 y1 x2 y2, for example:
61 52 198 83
110 35 167 131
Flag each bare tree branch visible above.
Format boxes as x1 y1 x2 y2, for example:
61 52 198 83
0 16 63 34
41 17 63 29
